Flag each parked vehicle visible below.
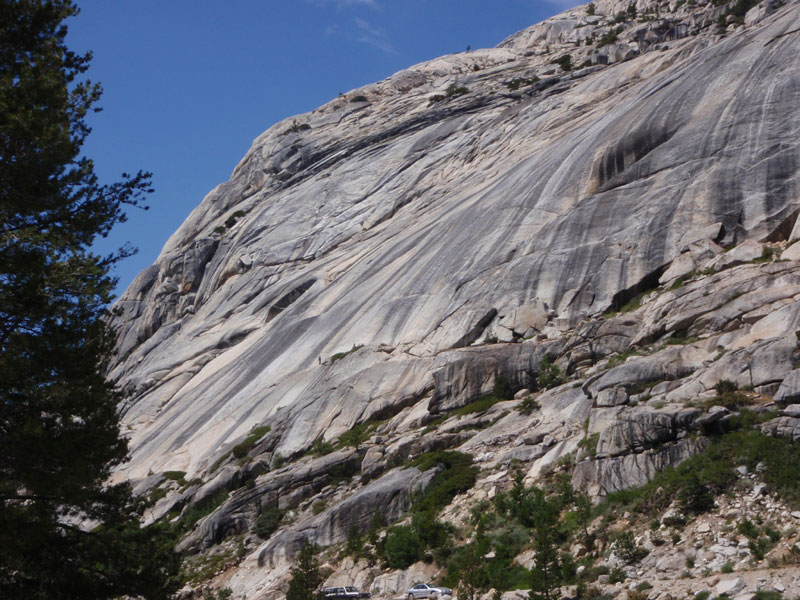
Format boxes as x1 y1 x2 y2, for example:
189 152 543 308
323 586 371 599
406 583 453 599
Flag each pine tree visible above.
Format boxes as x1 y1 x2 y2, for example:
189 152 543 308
0 1 177 597
528 488 563 600
287 542 323 600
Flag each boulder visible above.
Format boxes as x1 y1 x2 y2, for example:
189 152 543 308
715 578 745 597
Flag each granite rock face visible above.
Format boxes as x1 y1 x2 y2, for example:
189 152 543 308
109 0 800 483
106 1 800 596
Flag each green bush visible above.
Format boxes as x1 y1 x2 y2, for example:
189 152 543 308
615 531 648 564
163 470 187 486
350 95 368 102
445 83 469 98
677 474 715 515
338 422 371 449
310 438 335 457
383 524 424 568
597 27 622 47
179 490 229 533
345 524 364 556
721 561 734 573
452 376 515 417
506 77 539 91
608 567 626 584
232 425 271 459
517 396 541 415
410 451 479 514
329 344 364 364
578 433 600 457
737 517 759 539
254 505 284 539
552 55 572 72
537 356 565 390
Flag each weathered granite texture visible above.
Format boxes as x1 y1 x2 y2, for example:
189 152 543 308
107 0 800 485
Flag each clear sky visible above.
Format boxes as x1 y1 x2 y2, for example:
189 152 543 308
68 0 581 296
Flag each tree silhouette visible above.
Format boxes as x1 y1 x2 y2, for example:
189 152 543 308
0 2 177 597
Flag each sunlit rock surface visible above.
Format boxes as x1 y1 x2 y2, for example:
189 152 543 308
109 0 800 516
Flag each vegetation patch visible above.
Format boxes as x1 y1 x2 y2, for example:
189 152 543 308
282 120 311 135
429 83 470 105
597 26 623 47
603 427 800 518
254 505 284 539
507 77 540 91
451 375 515 417
517 396 541 416
329 344 364 364
551 55 573 72
232 425 271 459
537 356 566 389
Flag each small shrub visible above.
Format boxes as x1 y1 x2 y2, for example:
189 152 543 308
754 246 777 263
552 54 572 71
445 83 469 98
311 500 327 515
737 517 759 539
608 567 626 584
283 120 311 135
721 561 734 573
163 470 187 485
703 390 752 410
452 375 515 417
578 432 600 457
517 396 541 416
272 452 285 469
345 524 364 556
409 451 478 514
537 355 565 389
232 425 271 459
587 2 596 15
329 344 364 364
678 476 715 515
338 421 372 449
694 592 711 600
597 27 622 47
254 505 284 539
506 76 539 91
350 95 368 102
209 451 231 474
615 531 648 564
310 438 335 457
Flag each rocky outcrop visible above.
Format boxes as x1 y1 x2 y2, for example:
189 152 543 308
103 1 800 598
108 0 800 484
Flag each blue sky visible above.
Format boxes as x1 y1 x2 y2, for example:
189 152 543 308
68 0 581 296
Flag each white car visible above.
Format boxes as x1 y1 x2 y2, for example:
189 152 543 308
406 583 453 600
